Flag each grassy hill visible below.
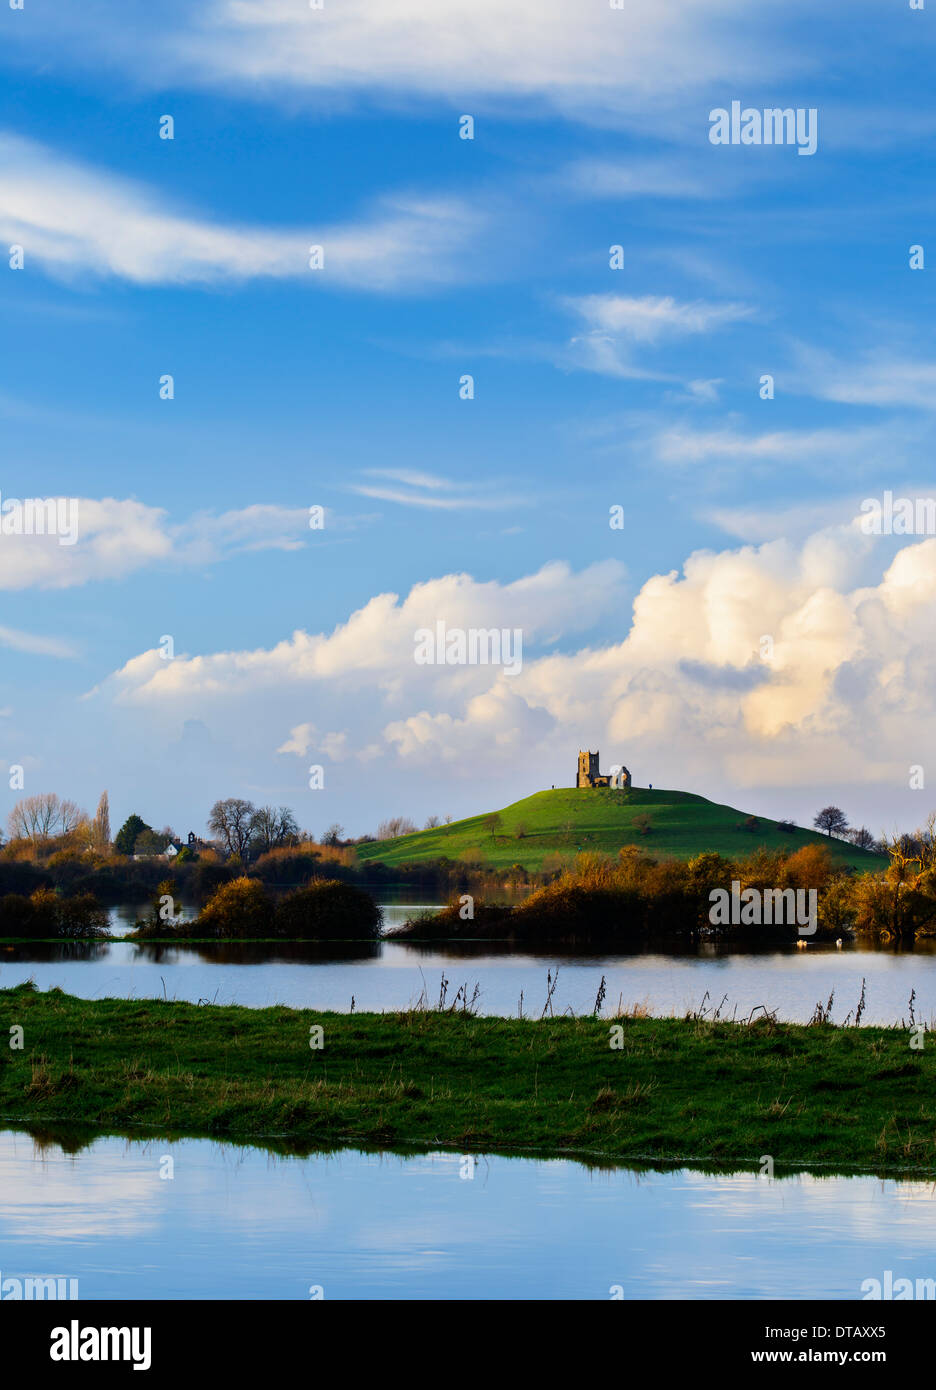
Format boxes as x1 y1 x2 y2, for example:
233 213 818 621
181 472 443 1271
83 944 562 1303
356 787 887 873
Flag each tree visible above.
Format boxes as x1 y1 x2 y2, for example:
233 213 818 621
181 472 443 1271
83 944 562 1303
813 806 849 838
376 816 417 840
250 805 299 856
424 815 441 830
320 822 345 848
93 791 111 849
848 826 877 851
133 828 171 856
7 793 87 843
208 798 256 860
114 813 150 856
484 812 502 841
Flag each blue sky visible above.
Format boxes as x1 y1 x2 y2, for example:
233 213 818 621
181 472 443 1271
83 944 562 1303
1 0 936 842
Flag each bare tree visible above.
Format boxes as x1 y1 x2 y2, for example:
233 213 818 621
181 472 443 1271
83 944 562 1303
208 797 256 859
848 826 876 851
424 815 441 830
813 805 849 838
250 805 299 855
58 799 86 835
321 822 345 847
7 793 87 843
377 816 417 840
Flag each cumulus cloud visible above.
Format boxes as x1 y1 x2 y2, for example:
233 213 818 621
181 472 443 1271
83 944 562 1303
94 560 628 704
87 527 936 809
0 133 482 290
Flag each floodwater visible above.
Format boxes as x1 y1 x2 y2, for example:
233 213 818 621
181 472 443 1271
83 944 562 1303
0 1129 931 1299
0 896 933 1024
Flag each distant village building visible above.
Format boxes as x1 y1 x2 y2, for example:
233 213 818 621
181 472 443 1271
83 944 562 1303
164 831 208 861
576 749 631 789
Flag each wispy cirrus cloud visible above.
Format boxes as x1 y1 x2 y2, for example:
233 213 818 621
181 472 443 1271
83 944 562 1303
350 470 523 511
652 422 886 468
566 294 755 344
559 293 755 379
0 626 76 659
0 498 322 590
789 345 936 412
2 1 810 124
0 133 483 292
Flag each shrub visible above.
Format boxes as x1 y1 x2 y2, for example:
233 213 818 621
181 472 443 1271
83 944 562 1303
192 861 235 902
27 887 60 934
0 887 108 938
252 846 321 884
55 892 110 938
197 877 273 938
274 880 382 939
0 861 48 896
0 893 35 934
783 843 835 890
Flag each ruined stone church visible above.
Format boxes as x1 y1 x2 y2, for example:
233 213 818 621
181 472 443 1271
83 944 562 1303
576 750 631 789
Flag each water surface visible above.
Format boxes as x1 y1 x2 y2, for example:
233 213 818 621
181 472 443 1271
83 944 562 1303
0 1129 932 1299
2 906 935 1025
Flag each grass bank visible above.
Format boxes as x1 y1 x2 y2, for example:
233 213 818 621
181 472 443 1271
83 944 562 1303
1 983 933 1177
358 787 885 873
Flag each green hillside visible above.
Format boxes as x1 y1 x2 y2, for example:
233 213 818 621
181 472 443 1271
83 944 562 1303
357 787 887 873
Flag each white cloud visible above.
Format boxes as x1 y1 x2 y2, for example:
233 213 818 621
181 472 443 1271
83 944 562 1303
566 295 754 344
560 294 753 379
95 560 628 705
89 527 936 811
791 347 936 412
0 626 76 658
650 421 894 474
0 497 316 590
0 133 482 291
14 1 806 124
277 724 349 761
350 471 521 511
